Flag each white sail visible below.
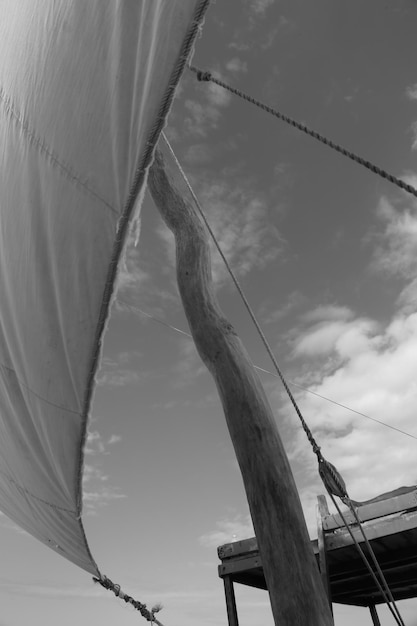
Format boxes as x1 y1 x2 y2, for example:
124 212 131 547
0 0 208 575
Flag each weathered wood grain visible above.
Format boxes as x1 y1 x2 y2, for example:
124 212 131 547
148 142 334 625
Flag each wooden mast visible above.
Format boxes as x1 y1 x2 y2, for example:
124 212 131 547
148 141 334 625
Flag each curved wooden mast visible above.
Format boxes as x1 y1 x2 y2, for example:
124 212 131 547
149 142 334 625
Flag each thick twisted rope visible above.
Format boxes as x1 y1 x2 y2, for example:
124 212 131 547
93 576 164 625
189 65 417 201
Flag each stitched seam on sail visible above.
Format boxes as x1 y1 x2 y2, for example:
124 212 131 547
0 469 76 514
0 86 118 215
0 364 81 416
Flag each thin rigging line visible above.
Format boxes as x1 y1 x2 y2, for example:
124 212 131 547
189 65 417 201
116 298 417 442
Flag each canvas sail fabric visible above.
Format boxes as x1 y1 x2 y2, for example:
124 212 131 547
0 0 207 575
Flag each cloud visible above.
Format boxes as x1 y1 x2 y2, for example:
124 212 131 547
247 0 275 16
199 513 254 548
292 306 376 359
108 434 122 445
182 71 232 138
183 93 229 138
406 83 417 101
115 229 150 296
411 121 417 151
407 84 417 150
285 306 417 534
83 488 126 504
83 429 125 513
371 195 417 310
260 290 306 324
269 188 417 534
85 429 106 455
154 170 285 289
183 143 214 165
225 57 248 74
95 353 144 388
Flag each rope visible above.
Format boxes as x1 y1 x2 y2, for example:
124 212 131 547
93 576 164 625
319 462 405 624
189 65 417 201
348 503 405 625
326 493 404 626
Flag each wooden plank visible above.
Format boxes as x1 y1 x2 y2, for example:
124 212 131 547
219 554 262 576
149 140 334 626
317 495 332 611
218 537 259 560
224 576 240 626
323 490 417 530
325 511 417 550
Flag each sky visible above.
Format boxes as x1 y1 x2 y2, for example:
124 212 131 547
1 0 417 625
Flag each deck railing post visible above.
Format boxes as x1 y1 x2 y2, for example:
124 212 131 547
223 576 239 626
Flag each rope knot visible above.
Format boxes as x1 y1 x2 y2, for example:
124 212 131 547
196 70 212 82
312 442 321 457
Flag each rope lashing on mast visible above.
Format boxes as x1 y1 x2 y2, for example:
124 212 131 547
93 576 164 625
161 134 407 625
189 65 417 201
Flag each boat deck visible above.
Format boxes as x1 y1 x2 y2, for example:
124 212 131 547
217 488 417 620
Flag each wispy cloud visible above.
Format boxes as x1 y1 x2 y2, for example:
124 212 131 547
199 513 254 548
83 428 125 514
371 194 417 310
285 310 417 532
108 434 122 445
270 188 417 533
199 178 285 285
95 352 144 388
411 122 417 151
406 84 417 150
155 167 285 290
225 57 248 74
82 488 126 505
183 71 232 138
406 83 417 101
247 0 275 16
115 229 150 296
259 290 306 325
